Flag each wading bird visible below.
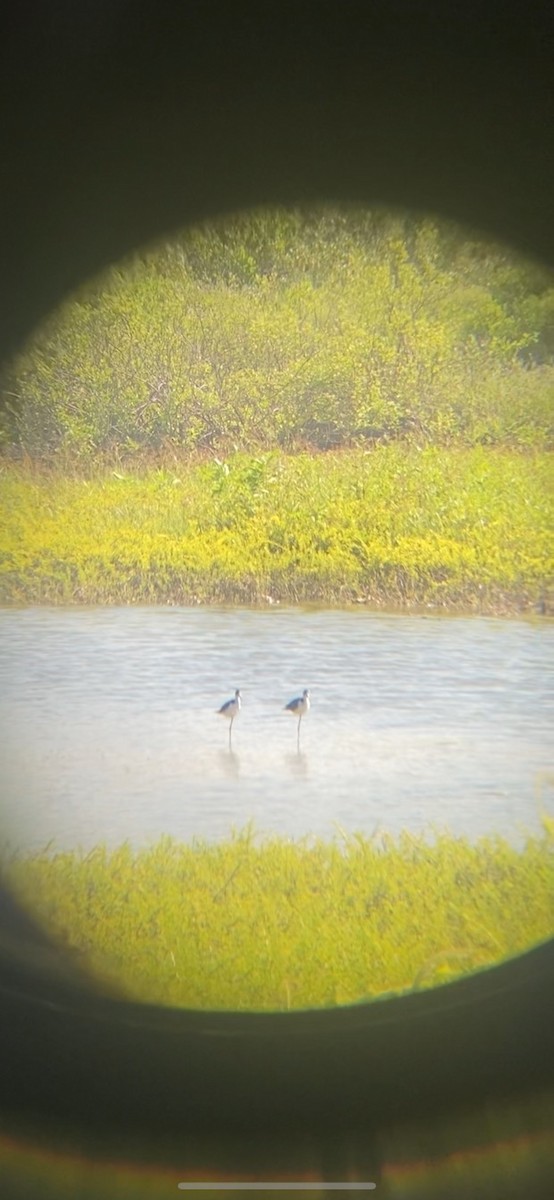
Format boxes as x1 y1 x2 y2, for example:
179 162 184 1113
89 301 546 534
217 688 241 747
284 688 310 748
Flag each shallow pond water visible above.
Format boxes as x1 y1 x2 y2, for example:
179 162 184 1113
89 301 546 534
0 606 552 851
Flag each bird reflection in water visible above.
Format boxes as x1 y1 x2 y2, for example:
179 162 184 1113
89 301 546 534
218 749 241 779
285 749 309 780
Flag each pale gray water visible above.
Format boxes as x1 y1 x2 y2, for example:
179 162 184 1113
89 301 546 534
0 606 553 853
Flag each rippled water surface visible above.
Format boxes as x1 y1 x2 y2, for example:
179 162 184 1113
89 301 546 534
0 606 552 851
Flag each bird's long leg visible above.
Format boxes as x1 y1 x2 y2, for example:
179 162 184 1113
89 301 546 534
229 717 233 749
297 715 301 749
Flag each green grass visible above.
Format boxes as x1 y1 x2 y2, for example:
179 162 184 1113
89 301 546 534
0 445 552 611
4 822 553 1011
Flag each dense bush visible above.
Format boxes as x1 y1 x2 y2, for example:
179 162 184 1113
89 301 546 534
2 207 553 459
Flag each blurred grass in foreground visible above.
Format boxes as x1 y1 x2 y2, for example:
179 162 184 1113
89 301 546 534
4 822 553 1011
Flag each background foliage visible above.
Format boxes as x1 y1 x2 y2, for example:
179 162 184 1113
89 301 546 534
2 206 553 460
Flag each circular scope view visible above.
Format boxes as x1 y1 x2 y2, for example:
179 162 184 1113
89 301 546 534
0 205 552 1010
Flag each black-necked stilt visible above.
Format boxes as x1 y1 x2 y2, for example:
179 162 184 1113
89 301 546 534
217 688 241 747
284 688 310 748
